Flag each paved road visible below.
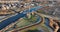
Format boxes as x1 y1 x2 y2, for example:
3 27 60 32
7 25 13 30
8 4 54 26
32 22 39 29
0 6 43 30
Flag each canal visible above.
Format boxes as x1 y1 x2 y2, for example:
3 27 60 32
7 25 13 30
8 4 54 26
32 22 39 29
0 6 43 30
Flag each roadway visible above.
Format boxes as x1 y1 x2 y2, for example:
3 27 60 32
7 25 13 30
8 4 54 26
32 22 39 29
0 6 43 30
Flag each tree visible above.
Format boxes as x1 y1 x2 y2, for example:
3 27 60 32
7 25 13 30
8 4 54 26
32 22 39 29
26 29 41 32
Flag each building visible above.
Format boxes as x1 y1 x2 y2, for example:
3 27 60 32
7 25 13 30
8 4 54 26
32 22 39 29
0 0 19 3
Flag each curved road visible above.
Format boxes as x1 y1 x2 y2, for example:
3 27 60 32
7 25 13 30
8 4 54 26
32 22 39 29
0 6 43 30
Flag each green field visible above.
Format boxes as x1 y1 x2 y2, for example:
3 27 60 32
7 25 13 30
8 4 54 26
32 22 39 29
5 13 39 32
